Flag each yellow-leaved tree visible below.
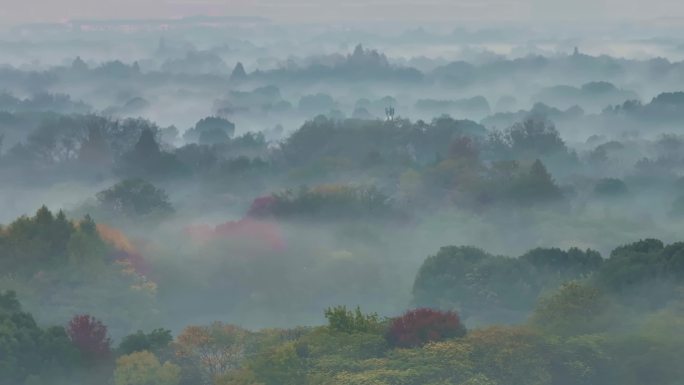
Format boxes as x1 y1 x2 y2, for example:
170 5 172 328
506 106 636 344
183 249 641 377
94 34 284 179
114 350 181 385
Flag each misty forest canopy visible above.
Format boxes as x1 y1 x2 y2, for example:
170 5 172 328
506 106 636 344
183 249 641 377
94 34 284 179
4 15 684 385
3 210 684 385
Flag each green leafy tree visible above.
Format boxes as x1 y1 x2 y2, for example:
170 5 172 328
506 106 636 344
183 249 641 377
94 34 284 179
324 306 382 333
118 128 183 179
118 329 173 357
509 159 562 205
96 179 174 217
0 206 80 274
248 342 307 385
0 291 81 384
520 247 603 279
114 351 181 385
530 282 616 336
184 117 235 144
506 119 567 156
412 246 538 319
465 326 551 385
67 215 108 267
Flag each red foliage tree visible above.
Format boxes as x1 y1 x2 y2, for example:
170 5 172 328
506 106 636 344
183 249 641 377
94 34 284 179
387 308 466 348
184 218 285 251
66 314 112 360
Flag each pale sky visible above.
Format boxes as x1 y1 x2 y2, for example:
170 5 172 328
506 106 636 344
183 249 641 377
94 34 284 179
0 0 683 25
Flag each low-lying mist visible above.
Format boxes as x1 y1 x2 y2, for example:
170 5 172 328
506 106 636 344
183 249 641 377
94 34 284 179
3 14 684 385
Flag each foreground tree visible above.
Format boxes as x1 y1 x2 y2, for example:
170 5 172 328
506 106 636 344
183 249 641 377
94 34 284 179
114 351 181 385
66 314 112 362
465 326 551 385
175 322 250 382
0 291 81 384
387 308 466 348
246 342 307 385
530 282 616 336
324 305 382 333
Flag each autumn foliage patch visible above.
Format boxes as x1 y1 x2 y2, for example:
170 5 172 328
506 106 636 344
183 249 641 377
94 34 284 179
185 218 285 251
67 314 112 361
386 308 466 348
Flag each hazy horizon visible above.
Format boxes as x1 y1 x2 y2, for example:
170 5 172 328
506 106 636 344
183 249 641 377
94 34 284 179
2 0 684 26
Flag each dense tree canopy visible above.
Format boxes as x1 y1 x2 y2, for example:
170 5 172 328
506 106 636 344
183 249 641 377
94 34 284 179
0 291 81 385
412 245 605 323
4 24 684 385
184 117 236 145
96 179 174 218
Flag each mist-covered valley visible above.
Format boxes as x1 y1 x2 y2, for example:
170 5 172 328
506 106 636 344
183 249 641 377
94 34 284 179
3 15 684 385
